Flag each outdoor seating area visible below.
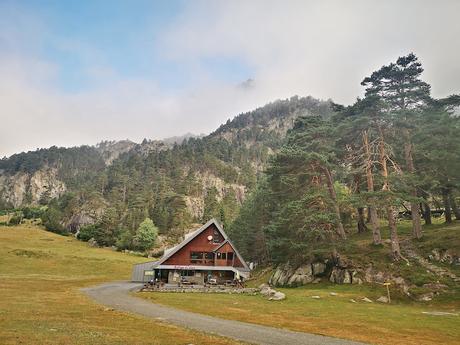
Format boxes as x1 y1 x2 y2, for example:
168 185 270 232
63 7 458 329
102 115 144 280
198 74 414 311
139 282 257 294
141 277 244 291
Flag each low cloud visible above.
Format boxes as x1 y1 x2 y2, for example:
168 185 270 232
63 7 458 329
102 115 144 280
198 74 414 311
1 0 460 157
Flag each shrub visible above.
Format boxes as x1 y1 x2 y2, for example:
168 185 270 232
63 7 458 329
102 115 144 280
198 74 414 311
115 229 134 250
77 224 102 242
133 218 158 251
8 213 23 225
22 206 45 219
41 207 66 234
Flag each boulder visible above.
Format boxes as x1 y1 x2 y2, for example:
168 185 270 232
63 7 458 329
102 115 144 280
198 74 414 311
429 248 442 262
312 262 326 276
362 297 373 303
352 277 363 285
374 271 386 283
270 263 295 286
343 270 352 284
269 291 286 301
392 277 409 294
364 266 374 283
287 265 314 286
377 296 389 303
350 270 363 284
428 248 456 264
417 292 434 302
260 286 275 297
329 267 352 284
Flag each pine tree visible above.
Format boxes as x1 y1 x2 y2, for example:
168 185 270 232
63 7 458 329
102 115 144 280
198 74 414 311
362 53 431 239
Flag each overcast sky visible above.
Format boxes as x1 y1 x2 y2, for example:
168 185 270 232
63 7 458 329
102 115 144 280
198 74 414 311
1 0 459 157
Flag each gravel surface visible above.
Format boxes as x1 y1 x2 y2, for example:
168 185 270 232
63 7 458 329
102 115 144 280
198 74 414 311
82 281 368 345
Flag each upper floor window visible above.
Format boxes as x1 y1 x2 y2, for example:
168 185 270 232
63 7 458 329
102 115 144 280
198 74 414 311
190 251 214 264
213 230 223 243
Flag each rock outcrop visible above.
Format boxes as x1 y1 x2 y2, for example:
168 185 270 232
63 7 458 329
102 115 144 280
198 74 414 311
0 168 66 207
269 257 411 296
428 248 460 266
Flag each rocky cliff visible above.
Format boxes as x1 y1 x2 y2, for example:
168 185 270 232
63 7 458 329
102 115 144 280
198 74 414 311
0 95 334 240
0 168 66 207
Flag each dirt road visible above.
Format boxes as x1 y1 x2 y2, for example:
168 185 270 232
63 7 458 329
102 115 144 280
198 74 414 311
82 281 368 345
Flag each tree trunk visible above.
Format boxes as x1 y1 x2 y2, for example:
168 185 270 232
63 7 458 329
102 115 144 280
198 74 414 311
387 206 402 260
378 126 401 259
357 207 368 233
362 130 382 245
421 202 432 225
402 128 422 238
442 189 452 223
354 174 368 233
323 166 347 240
449 193 460 220
366 207 371 223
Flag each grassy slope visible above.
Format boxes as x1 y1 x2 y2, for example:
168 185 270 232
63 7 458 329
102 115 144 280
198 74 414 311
138 221 460 345
0 224 243 345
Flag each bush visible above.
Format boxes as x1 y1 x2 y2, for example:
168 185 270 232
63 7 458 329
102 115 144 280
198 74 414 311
77 224 103 242
115 229 134 250
41 207 66 234
8 213 23 225
22 206 45 219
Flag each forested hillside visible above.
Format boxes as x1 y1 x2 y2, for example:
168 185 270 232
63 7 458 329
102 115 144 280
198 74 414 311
1 54 458 268
0 96 334 249
228 53 460 266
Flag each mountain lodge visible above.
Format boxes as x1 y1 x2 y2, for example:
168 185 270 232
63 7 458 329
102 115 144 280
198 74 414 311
131 219 251 284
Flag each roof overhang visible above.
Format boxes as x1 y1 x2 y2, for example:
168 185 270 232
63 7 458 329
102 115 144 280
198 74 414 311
154 264 250 278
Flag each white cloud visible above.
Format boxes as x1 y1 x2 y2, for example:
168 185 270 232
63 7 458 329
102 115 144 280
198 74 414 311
1 0 460 157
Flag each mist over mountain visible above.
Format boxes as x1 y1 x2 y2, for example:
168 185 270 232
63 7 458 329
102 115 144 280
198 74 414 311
0 95 333 244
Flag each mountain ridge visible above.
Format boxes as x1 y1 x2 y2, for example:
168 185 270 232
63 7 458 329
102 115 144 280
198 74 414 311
0 95 335 245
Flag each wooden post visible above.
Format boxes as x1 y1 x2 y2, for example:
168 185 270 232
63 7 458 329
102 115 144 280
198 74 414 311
384 282 391 303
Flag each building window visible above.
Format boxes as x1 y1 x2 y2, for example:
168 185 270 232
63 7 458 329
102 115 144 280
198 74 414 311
190 251 214 264
213 230 223 243
190 252 203 260
227 252 234 261
216 252 227 260
180 270 195 277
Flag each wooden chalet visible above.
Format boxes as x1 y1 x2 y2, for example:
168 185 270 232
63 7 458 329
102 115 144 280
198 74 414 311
131 219 250 284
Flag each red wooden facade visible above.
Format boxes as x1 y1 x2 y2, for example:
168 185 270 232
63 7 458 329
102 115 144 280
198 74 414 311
163 223 244 268
133 219 250 284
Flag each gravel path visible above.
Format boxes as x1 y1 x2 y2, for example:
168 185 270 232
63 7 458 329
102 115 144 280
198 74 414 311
82 281 368 345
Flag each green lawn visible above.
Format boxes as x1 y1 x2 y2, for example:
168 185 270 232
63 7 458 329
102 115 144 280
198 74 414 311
138 221 460 345
0 224 243 345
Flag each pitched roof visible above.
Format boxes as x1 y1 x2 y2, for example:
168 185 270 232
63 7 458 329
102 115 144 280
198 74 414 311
155 218 250 270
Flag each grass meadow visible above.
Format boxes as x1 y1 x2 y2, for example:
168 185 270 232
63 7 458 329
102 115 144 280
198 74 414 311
0 224 243 345
139 221 460 345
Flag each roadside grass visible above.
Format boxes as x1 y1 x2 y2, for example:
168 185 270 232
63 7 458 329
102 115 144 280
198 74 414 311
139 284 460 345
0 224 244 345
139 221 460 345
